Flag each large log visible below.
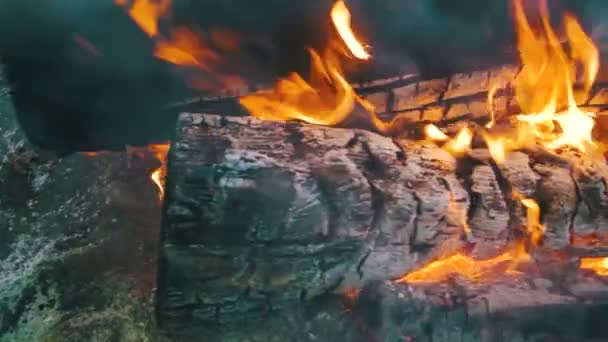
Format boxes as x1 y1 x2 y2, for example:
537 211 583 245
157 109 608 336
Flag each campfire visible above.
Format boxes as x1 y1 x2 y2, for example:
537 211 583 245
78 0 608 339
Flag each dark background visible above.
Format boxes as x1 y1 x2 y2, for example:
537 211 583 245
0 0 603 153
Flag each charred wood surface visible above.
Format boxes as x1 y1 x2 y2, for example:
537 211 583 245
158 112 608 335
180 64 608 139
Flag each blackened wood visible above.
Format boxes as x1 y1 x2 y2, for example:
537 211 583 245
158 112 608 333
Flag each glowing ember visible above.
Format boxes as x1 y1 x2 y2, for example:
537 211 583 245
330 0 370 60
81 152 100 157
342 288 361 301
580 257 608 276
423 124 472 157
572 234 608 247
149 143 170 200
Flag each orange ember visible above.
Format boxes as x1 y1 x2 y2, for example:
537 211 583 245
148 143 170 200
342 288 361 301
580 257 608 276
572 234 608 247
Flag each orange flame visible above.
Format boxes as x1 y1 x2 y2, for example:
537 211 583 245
443 127 473 157
154 27 221 71
509 0 598 154
330 0 370 60
397 194 543 285
240 1 369 125
424 125 472 157
240 49 356 125
424 124 449 142
513 192 545 247
470 1 601 164
115 0 171 38
116 0 241 89
580 257 608 276
148 143 170 200
396 241 529 284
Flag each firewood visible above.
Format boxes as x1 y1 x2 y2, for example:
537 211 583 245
157 111 608 333
179 64 608 140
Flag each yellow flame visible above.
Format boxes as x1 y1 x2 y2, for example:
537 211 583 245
482 124 535 164
513 192 545 247
485 83 499 129
240 49 356 125
512 0 598 154
330 0 371 60
148 143 170 201
443 127 473 157
580 257 608 276
424 124 449 142
240 0 371 125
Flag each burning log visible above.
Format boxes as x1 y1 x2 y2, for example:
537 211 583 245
157 111 608 334
155 2 608 338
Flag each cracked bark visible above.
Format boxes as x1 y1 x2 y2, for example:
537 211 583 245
158 64 608 338
158 110 608 336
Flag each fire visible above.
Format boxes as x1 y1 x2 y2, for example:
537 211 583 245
397 195 543 285
148 143 170 200
513 192 545 247
425 124 473 157
239 0 369 125
580 257 608 276
443 127 473 157
154 27 221 71
396 241 529 284
240 49 356 125
115 0 171 38
424 124 449 142
116 0 240 88
421 1 602 164
508 0 598 154
330 0 370 60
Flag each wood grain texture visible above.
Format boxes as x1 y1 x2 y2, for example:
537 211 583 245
157 112 608 333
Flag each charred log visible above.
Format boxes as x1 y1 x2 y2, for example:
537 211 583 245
157 111 608 335
186 63 608 140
